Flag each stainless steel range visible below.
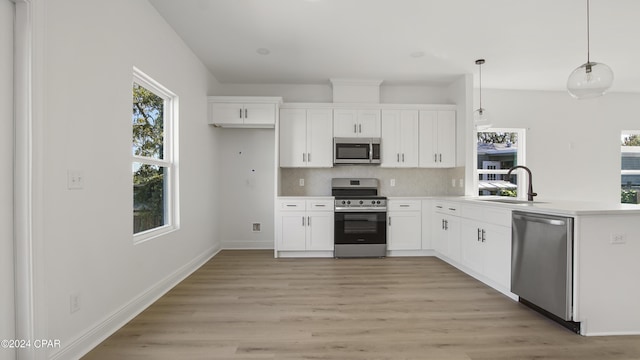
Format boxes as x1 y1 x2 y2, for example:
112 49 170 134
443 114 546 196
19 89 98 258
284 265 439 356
332 178 387 258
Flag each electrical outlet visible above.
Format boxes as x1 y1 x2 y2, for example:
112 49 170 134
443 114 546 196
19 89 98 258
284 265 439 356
390 179 396 187
67 170 84 190
70 293 81 314
611 233 627 245
299 178 304 186
252 223 261 232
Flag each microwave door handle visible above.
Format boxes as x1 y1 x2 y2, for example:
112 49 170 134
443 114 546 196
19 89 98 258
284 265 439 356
369 142 373 163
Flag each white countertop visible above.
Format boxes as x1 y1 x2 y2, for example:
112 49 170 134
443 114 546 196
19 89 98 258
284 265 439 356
446 196 640 216
279 195 640 215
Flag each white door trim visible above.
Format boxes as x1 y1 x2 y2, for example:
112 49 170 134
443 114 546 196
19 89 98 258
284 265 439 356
14 0 46 359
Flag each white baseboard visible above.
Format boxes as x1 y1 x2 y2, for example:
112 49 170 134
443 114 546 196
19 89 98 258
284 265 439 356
50 244 222 360
221 239 274 249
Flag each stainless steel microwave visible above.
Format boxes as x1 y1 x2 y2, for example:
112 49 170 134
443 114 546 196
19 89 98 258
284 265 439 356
334 137 381 165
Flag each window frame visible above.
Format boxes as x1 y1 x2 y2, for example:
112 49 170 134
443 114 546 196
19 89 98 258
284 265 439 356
474 127 527 199
620 130 640 204
132 67 179 243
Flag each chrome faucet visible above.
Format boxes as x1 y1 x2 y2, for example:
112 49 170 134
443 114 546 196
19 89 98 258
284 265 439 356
507 165 537 201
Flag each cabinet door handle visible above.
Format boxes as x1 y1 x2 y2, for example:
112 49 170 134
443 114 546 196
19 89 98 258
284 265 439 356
441 219 445 229
481 229 486 242
402 153 405 162
239 109 242 118
445 219 448 230
400 204 410 207
436 205 443 209
434 153 437 163
477 228 481 241
358 124 362 133
315 204 326 207
308 216 311 226
303 153 306 162
245 109 248 118
302 216 305 226
439 154 442 162
286 204 297 207
307 153 311 162
448 208 456 211
354 124 357 133
389 216 391 226
397 153 400 162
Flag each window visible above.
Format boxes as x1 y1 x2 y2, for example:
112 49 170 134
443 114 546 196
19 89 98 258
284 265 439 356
476 129 526 197
621 131 640 204
132 67 178 241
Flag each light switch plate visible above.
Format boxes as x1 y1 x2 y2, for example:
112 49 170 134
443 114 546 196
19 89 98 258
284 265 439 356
611 233 627 245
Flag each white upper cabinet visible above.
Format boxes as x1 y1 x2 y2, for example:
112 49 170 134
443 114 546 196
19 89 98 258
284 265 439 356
280 108 333 168
381 110 419 168
208 96 282 128
418 110 456 168
333 109 381 137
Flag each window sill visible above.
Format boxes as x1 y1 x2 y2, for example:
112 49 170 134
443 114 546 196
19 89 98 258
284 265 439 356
133 224 178 245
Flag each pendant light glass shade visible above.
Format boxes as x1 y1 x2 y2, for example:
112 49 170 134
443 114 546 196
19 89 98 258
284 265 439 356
567 61 614 99
474 108 491 131
567 0 613 99
474 59 492 130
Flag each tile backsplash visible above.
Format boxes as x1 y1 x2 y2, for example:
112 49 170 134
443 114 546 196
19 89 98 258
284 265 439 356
280 167 465 197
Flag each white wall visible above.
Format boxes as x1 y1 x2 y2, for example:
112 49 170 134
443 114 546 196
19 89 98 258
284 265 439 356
216 83 457 104
0 1 15 359
215 128 275 249
40 0 221 357
483 89 640 203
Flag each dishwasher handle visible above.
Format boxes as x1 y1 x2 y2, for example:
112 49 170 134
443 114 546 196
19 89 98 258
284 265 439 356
513 213 567 226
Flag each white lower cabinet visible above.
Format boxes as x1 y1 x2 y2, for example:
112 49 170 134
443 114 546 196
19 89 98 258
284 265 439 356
460 204 512 290
306 211 334 251
387 200 421 250
421 200 433 250
432 202 461 262
276 198 334 254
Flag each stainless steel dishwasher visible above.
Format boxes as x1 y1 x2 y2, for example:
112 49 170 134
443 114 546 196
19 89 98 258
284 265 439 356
511 211 577 330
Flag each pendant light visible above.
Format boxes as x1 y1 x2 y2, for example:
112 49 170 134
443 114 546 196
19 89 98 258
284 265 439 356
567 0 613 99
474 59 491 130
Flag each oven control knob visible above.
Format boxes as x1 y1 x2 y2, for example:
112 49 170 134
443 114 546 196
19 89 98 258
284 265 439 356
376 200 381 204
371 200 375 204
346 201 351 205
341 200 346 205
359 200 363 205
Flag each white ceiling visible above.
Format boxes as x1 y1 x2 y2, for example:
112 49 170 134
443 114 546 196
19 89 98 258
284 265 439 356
148 0 640 92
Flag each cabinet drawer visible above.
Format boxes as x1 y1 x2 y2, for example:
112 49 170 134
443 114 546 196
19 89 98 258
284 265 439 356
388 200 421 211
434 201 459 215
307 200 334 211
278 199 306 211
462 204 511 227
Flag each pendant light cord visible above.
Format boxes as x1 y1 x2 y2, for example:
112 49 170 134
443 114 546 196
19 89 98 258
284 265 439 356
479 64 482 108
479 61 483 109
475 59 485 111
586 0 590 63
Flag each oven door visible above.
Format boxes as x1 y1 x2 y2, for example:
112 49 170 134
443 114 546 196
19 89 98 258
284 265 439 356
334 211 386 245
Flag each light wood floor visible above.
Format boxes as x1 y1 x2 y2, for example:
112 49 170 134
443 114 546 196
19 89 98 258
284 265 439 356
83 250 640 360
